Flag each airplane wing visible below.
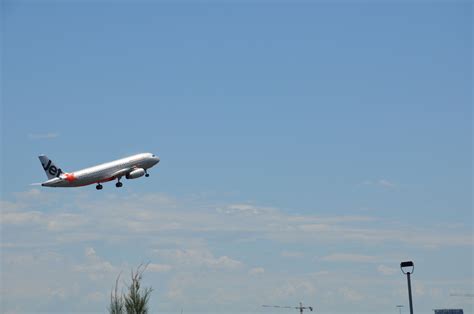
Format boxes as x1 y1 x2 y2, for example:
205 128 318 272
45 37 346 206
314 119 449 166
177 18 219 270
110 168 133 179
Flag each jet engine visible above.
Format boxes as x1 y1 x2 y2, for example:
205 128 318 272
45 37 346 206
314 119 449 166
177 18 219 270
126 168 146 179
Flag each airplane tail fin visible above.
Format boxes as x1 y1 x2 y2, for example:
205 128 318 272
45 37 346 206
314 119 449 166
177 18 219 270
38 155 64 179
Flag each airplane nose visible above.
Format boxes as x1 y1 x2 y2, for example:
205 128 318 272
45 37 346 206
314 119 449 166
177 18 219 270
154 156 160 164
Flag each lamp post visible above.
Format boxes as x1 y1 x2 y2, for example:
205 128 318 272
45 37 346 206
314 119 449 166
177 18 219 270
396 305 404 314
400 261 415 314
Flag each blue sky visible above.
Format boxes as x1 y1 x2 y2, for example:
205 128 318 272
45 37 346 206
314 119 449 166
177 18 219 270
1 1 472 314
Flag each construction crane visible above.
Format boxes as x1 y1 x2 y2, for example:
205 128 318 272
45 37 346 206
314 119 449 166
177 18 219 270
396 305 404 314
262 302 314 314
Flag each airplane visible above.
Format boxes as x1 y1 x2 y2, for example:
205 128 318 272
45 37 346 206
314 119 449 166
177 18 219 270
37 152 160 190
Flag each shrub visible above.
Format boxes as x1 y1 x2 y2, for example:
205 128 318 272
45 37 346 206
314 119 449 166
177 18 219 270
109 264 153 314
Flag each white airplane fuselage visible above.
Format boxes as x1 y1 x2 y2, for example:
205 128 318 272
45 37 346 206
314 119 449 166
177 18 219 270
39 153 160 189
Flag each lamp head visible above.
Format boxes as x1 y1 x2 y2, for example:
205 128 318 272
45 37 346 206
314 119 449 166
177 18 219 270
400 261 414 274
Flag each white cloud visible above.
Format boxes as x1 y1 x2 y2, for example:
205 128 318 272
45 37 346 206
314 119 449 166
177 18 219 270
299 223 332 232
2 190 472 250
153 248 243 270
338 287 364 302
47 213 88 231
147 263 172 273
16 189 42 198
48 287 66 299
249 267 265 275
378 179 396 188
415 282 425 296
271 279 318 300
85 247 96 258
27 132 59 140
1 190 472 313
86 291 105 302
216 203 275 215
320 253 378 263
360 179 396 188
3 251 64 266
0 200 24 212
280 250 304 258
73 247 117 280
1 211 43 225
377 264 398 275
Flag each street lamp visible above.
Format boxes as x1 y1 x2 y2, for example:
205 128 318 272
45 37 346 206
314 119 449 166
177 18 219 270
396 305 404 314
400 261 415 314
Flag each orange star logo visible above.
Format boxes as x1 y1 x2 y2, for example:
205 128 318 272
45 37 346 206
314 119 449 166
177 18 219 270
64 173 76 182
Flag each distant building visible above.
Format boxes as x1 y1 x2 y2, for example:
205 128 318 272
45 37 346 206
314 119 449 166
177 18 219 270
434 310 463 314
